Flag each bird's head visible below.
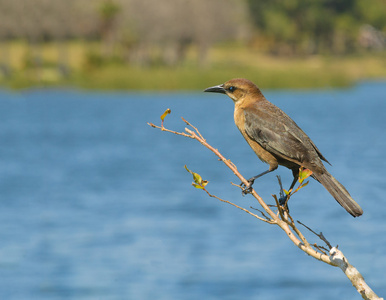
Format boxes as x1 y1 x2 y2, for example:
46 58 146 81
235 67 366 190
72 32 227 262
204 78 262 103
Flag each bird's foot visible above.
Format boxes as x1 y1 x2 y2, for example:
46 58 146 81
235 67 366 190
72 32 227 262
240 179 255 195
279 195 288 206
278 195 290 212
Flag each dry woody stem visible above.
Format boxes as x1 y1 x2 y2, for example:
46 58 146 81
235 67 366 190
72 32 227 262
148 117 383 300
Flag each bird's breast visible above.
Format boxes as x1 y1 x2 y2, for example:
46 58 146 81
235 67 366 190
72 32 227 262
233 105 246 132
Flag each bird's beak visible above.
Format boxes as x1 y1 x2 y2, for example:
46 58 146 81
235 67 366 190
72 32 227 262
204 84 226 94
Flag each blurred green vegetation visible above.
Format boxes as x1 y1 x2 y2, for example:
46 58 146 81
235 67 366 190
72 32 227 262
247 0 386 55
2 41 385 90
0 0 385 90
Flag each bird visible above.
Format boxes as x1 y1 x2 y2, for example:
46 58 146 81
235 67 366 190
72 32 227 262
204 78 363 217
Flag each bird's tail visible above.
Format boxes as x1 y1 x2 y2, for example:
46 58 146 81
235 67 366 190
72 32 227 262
313 170 363 217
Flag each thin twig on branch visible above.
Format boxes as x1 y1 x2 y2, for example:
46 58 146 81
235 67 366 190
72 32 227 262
297 220 333 250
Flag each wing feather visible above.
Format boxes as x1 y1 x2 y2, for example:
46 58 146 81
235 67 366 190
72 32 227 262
243 103 329 166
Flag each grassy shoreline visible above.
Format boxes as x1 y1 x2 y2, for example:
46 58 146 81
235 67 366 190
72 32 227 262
1 42 385 90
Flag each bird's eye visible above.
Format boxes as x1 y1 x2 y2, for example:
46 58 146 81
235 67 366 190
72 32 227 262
228 86 236 92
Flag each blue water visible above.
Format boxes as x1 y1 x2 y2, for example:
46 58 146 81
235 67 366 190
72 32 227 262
0 82 385 299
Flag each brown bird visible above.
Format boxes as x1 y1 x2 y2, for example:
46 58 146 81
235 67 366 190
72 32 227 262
204 78 363 217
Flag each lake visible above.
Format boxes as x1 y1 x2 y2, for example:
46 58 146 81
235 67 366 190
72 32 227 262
0 81 385 299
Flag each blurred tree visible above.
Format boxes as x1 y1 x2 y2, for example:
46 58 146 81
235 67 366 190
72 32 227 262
246 0 386 55
98 0 121 58
121 0 249 66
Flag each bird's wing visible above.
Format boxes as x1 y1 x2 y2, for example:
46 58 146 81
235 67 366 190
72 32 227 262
243 104 327 165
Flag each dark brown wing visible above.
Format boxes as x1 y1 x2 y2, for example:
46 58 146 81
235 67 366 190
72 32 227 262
243 102 329 167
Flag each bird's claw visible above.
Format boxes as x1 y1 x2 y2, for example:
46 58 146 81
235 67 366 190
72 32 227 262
278 195 290 213
240 179 255 195
279 195 288 206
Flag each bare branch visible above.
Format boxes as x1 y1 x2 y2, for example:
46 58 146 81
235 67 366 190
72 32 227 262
148 117 384 300
329 248 383 300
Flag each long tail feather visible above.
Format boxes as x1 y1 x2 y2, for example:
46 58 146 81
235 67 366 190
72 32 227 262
313 171 363 217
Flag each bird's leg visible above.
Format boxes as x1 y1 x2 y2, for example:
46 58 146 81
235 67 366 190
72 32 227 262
279 169 299 206
241 169 272 195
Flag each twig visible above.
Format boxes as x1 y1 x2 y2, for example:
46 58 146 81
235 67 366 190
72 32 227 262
272 194 286 221
147 122 194 138
249 206 274 222
276 175 285 200
202 188 275 224
182 117 205 140
313 243 328 256
286 213 310 248
231 182 243 189
297 220 333 250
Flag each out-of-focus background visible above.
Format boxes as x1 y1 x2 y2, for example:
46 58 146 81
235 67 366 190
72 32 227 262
0 1 385 300
0 0 385 89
